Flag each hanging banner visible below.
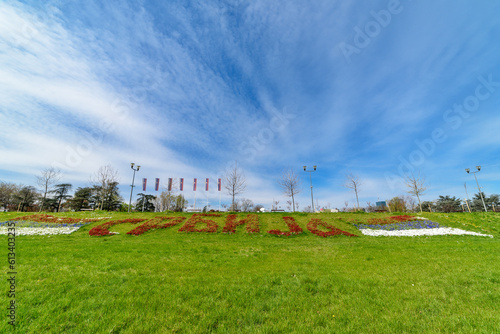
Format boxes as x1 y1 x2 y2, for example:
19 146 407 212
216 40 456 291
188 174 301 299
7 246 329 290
155 178 160 191
205 178 209 191
193 178 197 191
180 178 184 191
218 178 221 191
168 178 173 191
142 178 147 192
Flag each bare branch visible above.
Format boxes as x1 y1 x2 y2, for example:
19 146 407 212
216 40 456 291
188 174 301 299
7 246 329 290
277 168 301 212
405 172 427 212
90 165 120 210
36 167 61 212
223 161 247 210
343 172 362 210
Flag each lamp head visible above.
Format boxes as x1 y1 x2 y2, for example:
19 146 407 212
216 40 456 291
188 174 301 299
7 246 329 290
476 166 481 171
313 165 317 171
137 165 141 171
465 168 470 173
303 166 306 171
131 163 135 168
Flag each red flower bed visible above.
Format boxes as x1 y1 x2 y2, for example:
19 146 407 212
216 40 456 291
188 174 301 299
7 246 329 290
307 219 358 237
127 216 186 235
89 218 146 236
13 214 103 225
222 214 260 234
388 215 416 222
178 214 220 233
268 216 303 236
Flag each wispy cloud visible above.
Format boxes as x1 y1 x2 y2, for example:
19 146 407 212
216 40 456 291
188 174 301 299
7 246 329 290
1 0 499 208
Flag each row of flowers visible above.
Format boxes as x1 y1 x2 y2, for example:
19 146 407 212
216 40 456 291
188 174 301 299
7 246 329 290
11 214 107 225
361 215 420 225
222 214 260 234
127 216 186 235
4 214 491 238
354 221 440 231
267 217 304 236
359 227 493 237
0 217 100 236
0 226 82 236
308 218 359 238
353 218 493 237
88 218 146 236
0 221 92 228
86 215 357 238
178 214 220 233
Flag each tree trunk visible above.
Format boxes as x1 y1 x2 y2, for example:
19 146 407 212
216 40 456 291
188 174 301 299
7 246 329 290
417 193 422 213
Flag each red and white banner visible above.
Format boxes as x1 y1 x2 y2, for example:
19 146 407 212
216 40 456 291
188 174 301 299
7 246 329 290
180 178 184 191
205 178 209 191
155 178 160 191
142 178 147 192
193 178 197 191
168 178 173 191
218 178 221 191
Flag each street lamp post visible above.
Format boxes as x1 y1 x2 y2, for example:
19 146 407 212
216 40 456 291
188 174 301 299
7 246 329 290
129 163 141 213
303 165 317 213
465 166 487 212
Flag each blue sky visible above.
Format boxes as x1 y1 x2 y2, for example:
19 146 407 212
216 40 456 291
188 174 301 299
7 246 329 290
1 0 499 210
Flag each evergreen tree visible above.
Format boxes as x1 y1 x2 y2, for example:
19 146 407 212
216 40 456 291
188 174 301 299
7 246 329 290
52 183 72 212
69 187 93 211
135 193 156 212
435 195 461 213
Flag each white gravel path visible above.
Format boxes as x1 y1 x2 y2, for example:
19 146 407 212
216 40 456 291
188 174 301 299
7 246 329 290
360 227 493 238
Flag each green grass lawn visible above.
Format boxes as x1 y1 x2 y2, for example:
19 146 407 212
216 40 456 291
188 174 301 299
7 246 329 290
1 212 499 333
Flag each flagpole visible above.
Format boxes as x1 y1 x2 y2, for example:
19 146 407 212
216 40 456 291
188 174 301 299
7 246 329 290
142 192 145 212
218 178 221 211
205 178 209 210
142 178 147 212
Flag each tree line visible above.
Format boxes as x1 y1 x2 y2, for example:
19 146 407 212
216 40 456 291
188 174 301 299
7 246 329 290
0 166 124 212
1 163 497 213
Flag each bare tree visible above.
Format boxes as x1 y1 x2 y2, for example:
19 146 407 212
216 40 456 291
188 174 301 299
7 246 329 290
343 173 362 210
90 165 120 210
36 167 61 212
303 205 313 213
15 185 39 212
155 178 179 211
223 161 247 210
240 198 254 212
0 181 19 211
405 172 427 212
277 168 301 212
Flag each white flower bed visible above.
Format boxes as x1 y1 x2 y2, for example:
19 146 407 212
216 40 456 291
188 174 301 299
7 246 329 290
360 227 493 238
0 227 81 236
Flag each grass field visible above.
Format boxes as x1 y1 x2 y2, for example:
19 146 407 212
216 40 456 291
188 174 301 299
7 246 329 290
1 211 499 333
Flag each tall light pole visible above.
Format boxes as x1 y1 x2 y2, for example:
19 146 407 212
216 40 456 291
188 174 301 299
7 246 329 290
303 165 317 213
129 163 140 213
465 166 487 212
